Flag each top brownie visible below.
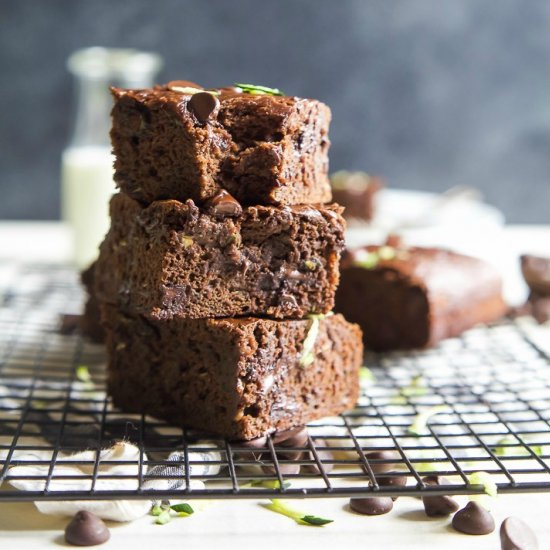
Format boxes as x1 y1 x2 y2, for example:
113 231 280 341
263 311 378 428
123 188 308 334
110 81 332 206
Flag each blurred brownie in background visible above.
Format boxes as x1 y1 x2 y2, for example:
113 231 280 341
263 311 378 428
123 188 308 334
335 244 506 351
330 171 383 221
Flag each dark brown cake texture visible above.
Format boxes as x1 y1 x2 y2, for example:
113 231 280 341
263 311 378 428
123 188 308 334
110 81 332 207
103 306 362 440
330 170 383 221
94 192 345 320
335 244 507 351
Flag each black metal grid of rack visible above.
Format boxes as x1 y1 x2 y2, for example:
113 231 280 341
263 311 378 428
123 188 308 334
1 263 550 502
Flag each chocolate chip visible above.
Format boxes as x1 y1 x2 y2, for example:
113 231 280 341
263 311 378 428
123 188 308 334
376 472 407 488
520 254 550 295
272 426 309 460
302 439 335 474
365 450 400 474
261 459 301 476
423 494 460 517
421 474 460 516
350 496 394 516
422 474 451 486
205 190 242 218
500 517 539 550
452 501 495 535
188 91 220 123
377 473 407 500
65 510 110 546
272 426 309 447
232 435 268 449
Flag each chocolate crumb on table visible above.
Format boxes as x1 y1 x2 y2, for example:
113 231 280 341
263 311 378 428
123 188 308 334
95 192 345 320
110 82 332 207
335 244 507 351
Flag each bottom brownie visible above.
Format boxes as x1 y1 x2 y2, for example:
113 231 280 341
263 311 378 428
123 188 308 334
335 244 507 351
103 307 362 440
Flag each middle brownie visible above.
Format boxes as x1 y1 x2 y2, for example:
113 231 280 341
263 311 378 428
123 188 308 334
95 193 345 320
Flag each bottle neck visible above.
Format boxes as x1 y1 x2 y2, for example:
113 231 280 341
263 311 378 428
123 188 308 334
69 75 112 148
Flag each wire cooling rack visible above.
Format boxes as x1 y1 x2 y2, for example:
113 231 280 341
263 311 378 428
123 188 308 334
1 262 550 502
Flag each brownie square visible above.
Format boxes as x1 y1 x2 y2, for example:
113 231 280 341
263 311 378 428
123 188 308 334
335 245 507 351
95 193 345 320
104 306 362 440
110 84 332 206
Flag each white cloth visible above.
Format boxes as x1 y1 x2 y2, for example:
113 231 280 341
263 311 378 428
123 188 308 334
2 440 221 522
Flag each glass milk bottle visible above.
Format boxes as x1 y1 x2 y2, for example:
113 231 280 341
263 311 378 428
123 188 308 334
61 47 162 268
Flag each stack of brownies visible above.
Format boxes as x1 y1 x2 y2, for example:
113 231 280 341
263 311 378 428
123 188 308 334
93 81 363 441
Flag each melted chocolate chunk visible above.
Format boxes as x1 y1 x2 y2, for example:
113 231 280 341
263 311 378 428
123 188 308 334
500 516 539 550
452 501 495 535
205 190 243 218
350 496 394 516
65 510 110 546
188 91 220 123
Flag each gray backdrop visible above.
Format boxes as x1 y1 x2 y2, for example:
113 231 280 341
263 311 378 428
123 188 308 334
1 0 549 222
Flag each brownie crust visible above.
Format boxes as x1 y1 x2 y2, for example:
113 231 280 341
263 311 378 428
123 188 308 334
104 307 362 440
110 84 332 206
335 245 507 351
95 193 345 320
